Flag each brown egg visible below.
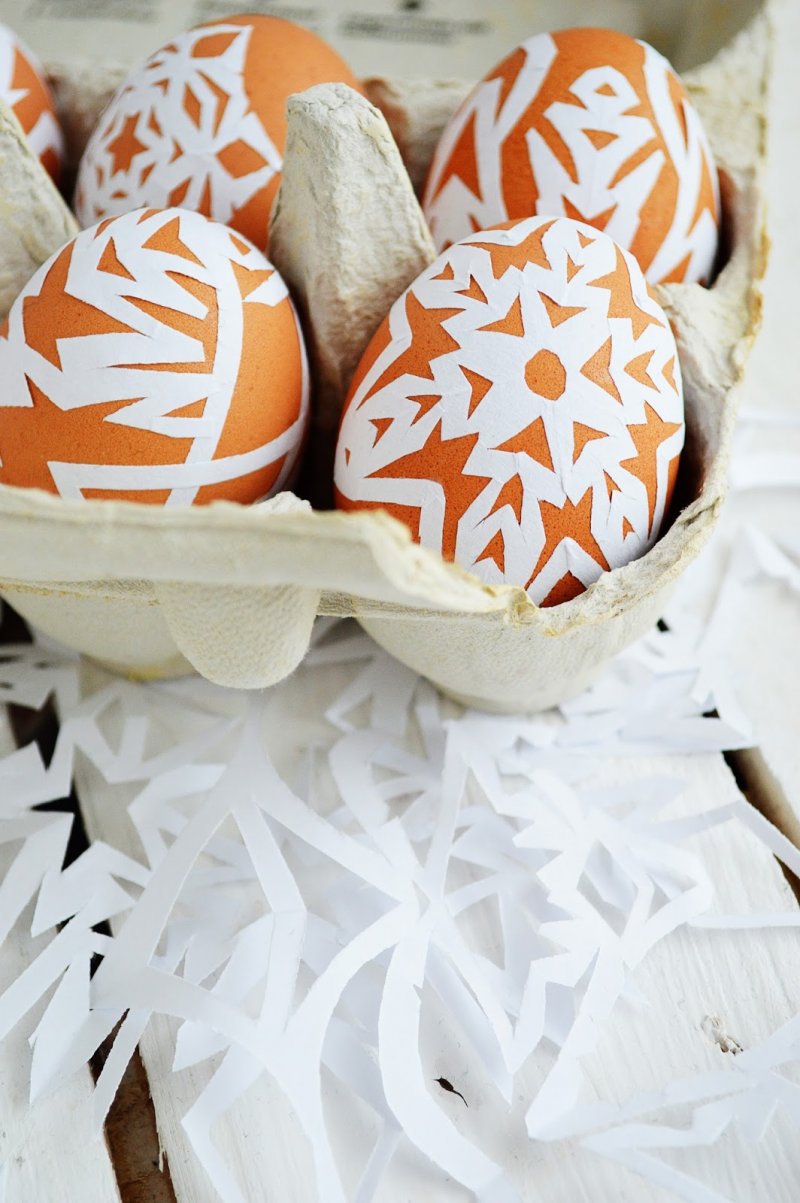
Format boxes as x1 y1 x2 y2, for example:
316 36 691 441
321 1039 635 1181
423 27 720 286
75 15 362 250
336 216 684 606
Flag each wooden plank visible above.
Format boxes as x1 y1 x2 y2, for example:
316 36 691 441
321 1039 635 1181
673 0 800 843
0 708 122 1203
72 658 800 1203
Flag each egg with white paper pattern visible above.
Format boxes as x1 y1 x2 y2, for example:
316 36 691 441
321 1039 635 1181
0 21 64 182
0 207 309 505
423 27 720 287
74 14 361 249
335 216 684 607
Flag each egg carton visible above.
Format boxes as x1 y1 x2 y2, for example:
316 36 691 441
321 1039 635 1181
0 5 769 712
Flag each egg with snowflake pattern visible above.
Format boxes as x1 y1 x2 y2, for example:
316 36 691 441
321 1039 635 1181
74 14 361 250
0 21 64 182
335 215 684 607
0 207 308 505
423 27 720 287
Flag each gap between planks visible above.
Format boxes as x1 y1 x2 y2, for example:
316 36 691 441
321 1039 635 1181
726 747 800 901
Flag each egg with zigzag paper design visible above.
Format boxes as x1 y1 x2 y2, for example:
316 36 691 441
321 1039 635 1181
335 215 684 608
0 207 308 506
423 27 720 287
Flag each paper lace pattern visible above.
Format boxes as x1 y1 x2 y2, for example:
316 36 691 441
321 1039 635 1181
1 557 799 1203
335 216 684 606
0 21 63 181
0 207 309 505
423 29 720 286
74 21 283 248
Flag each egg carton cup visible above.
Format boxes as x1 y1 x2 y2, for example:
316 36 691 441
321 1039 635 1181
0 8 769 712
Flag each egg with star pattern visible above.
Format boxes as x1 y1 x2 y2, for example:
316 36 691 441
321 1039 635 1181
334 215 684 607
74 14 361 250
0 21 64 183
0 206 309 506
423 27 720 287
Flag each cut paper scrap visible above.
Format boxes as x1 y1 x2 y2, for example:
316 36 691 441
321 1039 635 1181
1 597 799 1203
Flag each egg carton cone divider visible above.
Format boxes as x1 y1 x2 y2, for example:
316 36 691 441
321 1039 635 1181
0 10 769 710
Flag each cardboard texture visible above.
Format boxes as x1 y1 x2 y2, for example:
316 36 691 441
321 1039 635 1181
0 5 769 710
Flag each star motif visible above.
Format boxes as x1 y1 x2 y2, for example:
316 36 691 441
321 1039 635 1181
528 488 610 586
470 220 554 281
588 246 661 340
363 295 462 405
106 114 148 175
619 403 682 532
369 420 492 561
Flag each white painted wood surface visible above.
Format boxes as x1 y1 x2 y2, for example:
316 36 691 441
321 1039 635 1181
72 660 800 1203
670 0 800 835
0 711 121 1203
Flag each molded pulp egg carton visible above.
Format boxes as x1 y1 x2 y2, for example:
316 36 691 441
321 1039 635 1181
0 1 770 712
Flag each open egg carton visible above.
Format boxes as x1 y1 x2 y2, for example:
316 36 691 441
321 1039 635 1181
0 0 770 712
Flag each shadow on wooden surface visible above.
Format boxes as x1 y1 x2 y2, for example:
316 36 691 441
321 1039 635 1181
1 601 178 1203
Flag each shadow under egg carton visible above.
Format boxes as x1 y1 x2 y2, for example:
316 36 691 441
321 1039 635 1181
0 5 769 711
